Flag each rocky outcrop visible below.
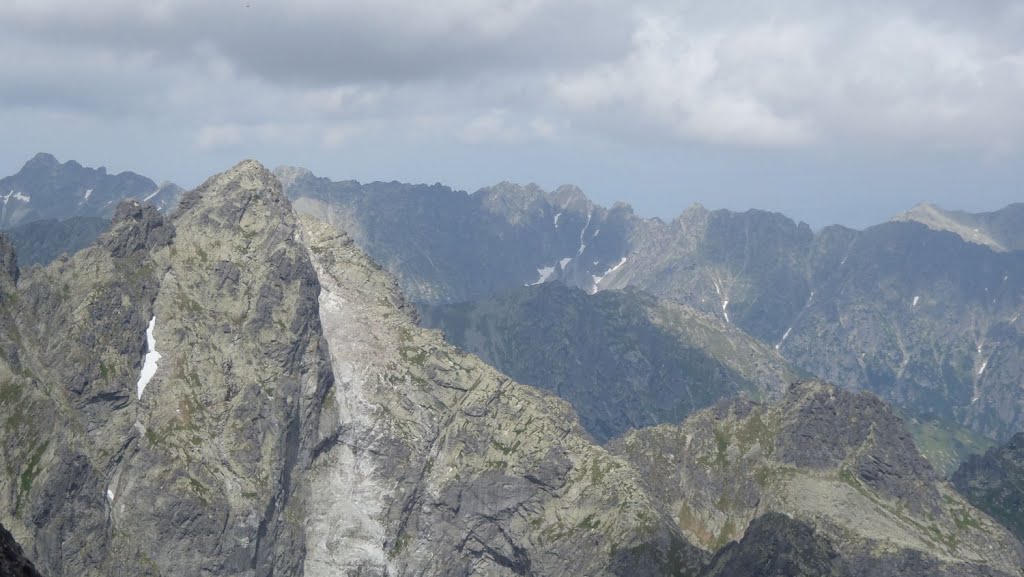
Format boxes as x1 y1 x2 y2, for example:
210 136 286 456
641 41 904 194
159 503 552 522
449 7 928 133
952 432 1024 542
609 381 1024 577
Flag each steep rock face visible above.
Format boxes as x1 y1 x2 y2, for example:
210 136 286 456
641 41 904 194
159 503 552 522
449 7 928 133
420 283 802 442
0 522 43 577
0 153 180 229
299 218 707 577
0 160 333 576
609 381 1024 577
952 432 1024 542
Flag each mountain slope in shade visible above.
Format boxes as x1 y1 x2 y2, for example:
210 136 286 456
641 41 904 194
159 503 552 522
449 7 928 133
952 433 1024 542
419 283 803 443
893 202 1024 252
0 153 181 229
609 381 1024 577
698 513 850 577
4 216 110 266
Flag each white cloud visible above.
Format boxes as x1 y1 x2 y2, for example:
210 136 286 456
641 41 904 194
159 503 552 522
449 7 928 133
1 0 1023 153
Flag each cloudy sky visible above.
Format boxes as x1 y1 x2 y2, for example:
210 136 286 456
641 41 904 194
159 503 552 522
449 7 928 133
1 0 1022 227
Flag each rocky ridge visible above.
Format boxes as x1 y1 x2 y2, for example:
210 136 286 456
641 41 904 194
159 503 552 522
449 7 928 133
280 170 1024 442
609 380 1024 577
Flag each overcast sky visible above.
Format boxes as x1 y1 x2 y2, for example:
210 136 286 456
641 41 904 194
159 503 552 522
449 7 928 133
1 0 1022 228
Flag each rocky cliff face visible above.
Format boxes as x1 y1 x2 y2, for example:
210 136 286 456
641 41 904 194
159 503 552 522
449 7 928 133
952 433 1024 542
420 283 802 443
609 381 1024 577
1 160 718 577
0 160 333 576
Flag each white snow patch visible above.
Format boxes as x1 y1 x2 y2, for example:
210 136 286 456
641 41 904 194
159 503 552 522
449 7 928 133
722 299 730 323
577 213 592 255
971 396 979 404
2 191 10 205
1012 313 1020 324
590 257 627 294
978 360 988 376
531 266 556 285
776 327 793 350
136 316 162 400
593 228 600 237
840 256 847 266
12 191 30 203
554 212 561 227
143 189 160 202
107 489 114 501
912 295 919 307
84 188 93 200
559 257 572 270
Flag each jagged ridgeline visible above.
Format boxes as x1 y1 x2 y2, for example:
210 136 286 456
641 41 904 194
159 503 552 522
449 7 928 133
1 160 1022 577
280 170 1024 443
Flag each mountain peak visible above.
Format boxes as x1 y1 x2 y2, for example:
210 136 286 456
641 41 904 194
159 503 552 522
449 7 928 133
23 152 59 170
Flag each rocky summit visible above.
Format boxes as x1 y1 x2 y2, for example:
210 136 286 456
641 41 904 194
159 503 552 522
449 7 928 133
1 160 1022 577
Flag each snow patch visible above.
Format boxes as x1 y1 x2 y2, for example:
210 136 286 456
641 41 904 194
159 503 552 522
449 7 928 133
136 316 162 400
11 191 30 203
590 257 627 294
776 327 792 350
84 188 93 200
554 212 561 227
722 300 730 323
559 257 572 270
577 213 592 255
143 189 160 202
912 295 919 307
531 266 556 285
978 360 988 376
107 489 114 501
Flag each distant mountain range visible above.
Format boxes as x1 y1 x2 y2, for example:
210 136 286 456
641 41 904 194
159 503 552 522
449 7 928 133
277 166 1024 443
0 153 181 230
3 153 1021 446
1 159 1021 576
